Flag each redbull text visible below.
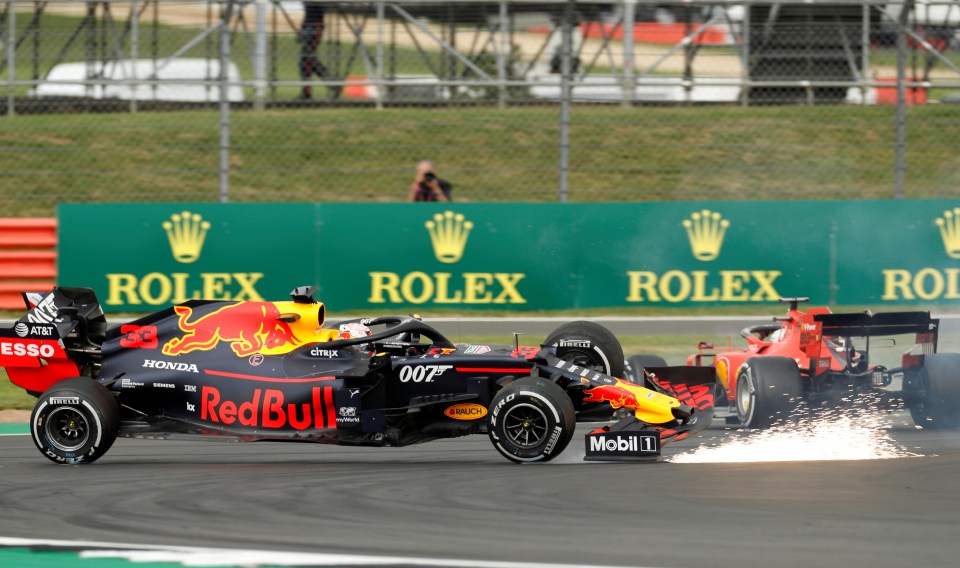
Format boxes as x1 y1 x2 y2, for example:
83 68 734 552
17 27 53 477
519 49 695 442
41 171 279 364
200 386 337 430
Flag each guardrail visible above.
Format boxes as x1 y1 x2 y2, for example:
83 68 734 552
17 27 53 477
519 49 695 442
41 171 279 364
0 218 57 310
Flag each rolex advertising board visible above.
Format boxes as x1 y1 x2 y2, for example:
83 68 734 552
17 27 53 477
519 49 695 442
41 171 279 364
57 200 960 312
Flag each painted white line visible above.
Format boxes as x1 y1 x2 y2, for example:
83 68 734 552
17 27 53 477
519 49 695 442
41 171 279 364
0 537 657 568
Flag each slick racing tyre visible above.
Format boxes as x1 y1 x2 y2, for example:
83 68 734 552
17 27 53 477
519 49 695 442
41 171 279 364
488 377 576 463
624 354 668 387
910 353 960 430
31 378 120 465
544 321 626 379
736 357 802 429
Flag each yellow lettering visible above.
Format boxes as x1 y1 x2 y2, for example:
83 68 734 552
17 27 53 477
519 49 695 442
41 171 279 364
948 268 960 299
913 268 944 300
201 273 231 299
401 272 433 304
433 273 462 303
690 271 719 301
626 271 660 302
105 273 141 306
720 270 750 301
658 271 691 303
368 272 401 303
882 269 914 300
493 273 526 304
138 273 171 305
627 269 781 304
464 273 493 303
171 273 191 304
750 271 782 301
369 272 526 305
233 273 264 301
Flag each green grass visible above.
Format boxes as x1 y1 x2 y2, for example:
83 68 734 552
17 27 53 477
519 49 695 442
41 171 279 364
0 371 36 410
4 103 960 216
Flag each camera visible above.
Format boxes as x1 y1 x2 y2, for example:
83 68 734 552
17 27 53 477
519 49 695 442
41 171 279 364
423 172 436 181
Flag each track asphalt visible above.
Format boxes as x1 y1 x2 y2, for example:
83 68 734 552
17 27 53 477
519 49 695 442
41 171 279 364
2 418 960 568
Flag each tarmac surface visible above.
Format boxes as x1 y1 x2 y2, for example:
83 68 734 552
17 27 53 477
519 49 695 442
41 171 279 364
2 417 960 568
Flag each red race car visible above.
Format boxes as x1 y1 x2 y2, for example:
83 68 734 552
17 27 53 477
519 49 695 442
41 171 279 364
665 298 960 429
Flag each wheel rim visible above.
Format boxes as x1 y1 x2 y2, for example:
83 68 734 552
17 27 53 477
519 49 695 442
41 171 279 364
736 373 755 423
559 349 605 373
502 403 549 449
45 407 90 452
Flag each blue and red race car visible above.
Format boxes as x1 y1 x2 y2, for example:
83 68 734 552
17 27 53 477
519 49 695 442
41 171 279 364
1 286 714 464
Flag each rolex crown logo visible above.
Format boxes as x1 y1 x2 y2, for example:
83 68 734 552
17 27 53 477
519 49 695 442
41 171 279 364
425 211 473 264
163 211 211 264
935 208 960 259
682 209 730 262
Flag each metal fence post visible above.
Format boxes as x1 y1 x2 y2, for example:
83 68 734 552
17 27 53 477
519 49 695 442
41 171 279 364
894 0 914 199
621 0 636 107
254 0 266 111
741 2 750 108
130 0 138 114
219 0 235 203
376 1 385 110
6 0 15 117
497 0 508 109
557 0 574 203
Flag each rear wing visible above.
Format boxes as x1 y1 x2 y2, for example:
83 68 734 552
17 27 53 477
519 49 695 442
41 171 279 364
2 287 107 394
814 311 938 339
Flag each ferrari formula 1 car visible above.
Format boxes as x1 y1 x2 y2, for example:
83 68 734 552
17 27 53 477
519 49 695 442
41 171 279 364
1 286 715 465
680 297 960 429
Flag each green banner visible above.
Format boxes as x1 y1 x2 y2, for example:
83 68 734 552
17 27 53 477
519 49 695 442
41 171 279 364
57 200 960 312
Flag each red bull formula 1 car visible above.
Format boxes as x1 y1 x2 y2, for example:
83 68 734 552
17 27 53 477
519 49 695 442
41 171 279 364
1 286 715 465
682 297 960 429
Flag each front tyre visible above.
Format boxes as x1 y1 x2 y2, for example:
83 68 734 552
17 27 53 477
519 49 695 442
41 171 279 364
625 354 668 386
488 377 576 463
31 378 119 465
910 353 960 430
736 357 802 429
544 321 626 379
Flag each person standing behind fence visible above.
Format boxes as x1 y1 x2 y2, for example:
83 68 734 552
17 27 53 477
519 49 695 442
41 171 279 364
299 2 328 99
408 161 452 202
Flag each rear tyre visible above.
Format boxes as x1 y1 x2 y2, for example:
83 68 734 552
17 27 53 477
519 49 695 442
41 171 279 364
544 321 625 379
488 377 576 463
910 353 960 430
625 354 668 386
31 378 119 465
736 357 803 429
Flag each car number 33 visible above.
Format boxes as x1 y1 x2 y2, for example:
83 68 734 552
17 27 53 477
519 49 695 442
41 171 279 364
398 364 453 383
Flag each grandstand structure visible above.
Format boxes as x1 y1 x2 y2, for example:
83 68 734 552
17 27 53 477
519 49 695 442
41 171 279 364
2 0 958 110
1 1 959 209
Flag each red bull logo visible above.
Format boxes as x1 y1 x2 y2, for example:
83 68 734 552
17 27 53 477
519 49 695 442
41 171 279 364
582 382 641 409
201 385 336 429
163 302 303 357
583 378 685 425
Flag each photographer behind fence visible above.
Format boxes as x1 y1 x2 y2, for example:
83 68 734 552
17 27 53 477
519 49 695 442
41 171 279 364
407 160 452 202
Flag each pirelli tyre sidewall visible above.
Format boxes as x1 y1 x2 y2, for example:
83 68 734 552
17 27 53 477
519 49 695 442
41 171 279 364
911 353 960 429
31 378 120 465
736 357 802 429
544 321 626 379
624 354 668 386
488 377 576 464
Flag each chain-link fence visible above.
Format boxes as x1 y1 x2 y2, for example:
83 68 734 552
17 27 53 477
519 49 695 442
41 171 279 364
2 0 959 215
